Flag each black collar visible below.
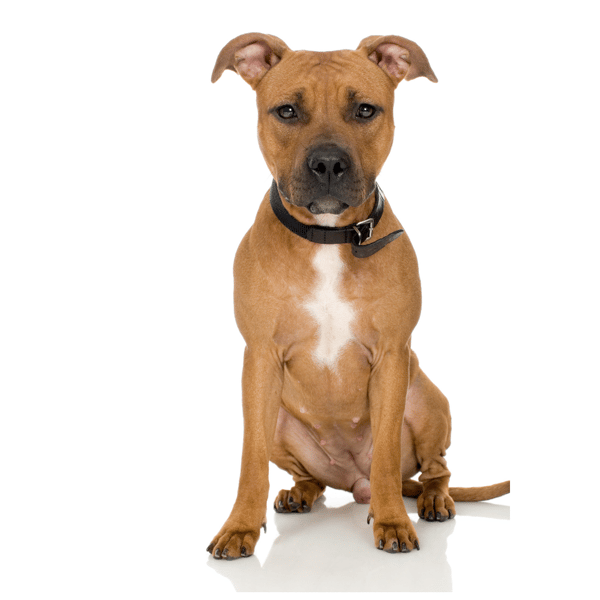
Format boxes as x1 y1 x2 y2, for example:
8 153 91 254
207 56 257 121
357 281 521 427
269 180 404 258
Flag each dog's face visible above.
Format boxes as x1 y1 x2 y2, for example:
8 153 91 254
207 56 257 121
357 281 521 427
212 34 437 215
255 50 395 215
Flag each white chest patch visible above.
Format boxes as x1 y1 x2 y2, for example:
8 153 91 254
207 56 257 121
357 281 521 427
303 244 355 370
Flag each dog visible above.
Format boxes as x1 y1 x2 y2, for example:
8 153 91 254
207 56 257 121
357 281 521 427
206 32 509 559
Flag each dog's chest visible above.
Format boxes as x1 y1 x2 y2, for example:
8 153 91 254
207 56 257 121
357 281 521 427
302 245 355 370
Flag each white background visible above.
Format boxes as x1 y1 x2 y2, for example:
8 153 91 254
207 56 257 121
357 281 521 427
1 0 598 597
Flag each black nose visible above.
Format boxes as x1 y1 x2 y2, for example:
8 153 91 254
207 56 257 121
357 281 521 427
307 146 350 181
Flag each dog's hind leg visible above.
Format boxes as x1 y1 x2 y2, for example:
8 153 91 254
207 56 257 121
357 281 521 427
273 478 326 513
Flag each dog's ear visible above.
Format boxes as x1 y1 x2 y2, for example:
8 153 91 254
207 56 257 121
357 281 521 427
357 35 437 86
211 33 291 89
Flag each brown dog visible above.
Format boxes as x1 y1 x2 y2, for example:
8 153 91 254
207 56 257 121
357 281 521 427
207 33 509 559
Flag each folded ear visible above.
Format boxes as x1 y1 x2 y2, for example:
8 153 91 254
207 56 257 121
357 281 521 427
357 35 437 86
211 32 290 89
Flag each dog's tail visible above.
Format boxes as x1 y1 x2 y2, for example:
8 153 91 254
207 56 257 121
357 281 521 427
402 479 510 502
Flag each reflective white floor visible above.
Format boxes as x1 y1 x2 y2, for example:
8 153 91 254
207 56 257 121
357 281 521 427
205 485 511 593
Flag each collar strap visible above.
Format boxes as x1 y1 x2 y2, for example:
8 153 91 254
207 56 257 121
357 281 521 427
269 180 404 258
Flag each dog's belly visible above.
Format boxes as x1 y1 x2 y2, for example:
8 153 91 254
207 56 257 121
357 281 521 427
273 402 374 492
273 404 419 494
272 346 419 493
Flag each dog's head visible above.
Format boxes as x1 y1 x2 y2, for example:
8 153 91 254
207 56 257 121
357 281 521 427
212 33 436 215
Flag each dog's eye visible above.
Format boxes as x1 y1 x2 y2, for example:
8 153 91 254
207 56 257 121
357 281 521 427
356 104 376 119
277 105 298 119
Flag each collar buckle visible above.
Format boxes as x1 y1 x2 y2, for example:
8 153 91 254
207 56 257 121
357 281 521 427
352 218 375 245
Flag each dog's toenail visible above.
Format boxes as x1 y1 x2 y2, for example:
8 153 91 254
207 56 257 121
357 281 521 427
427 511 434 521
215 549 221 558
414 540 420 551
241 547 247 556
436 511 441 521
206 543 215 553
378 539 384 550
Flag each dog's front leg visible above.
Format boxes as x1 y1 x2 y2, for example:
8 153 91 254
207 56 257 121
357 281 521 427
207 346 283 560
367 346 419 553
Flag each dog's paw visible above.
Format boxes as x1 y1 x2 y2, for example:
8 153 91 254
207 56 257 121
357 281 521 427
273 480 324 513
206 520 266 560
368 507 420 553
418 490 456 522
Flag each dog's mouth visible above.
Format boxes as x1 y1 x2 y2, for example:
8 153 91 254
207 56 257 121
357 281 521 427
308 197 349 215
277 180 359 215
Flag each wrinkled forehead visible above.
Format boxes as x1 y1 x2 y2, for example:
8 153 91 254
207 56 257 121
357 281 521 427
256 49 394 109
